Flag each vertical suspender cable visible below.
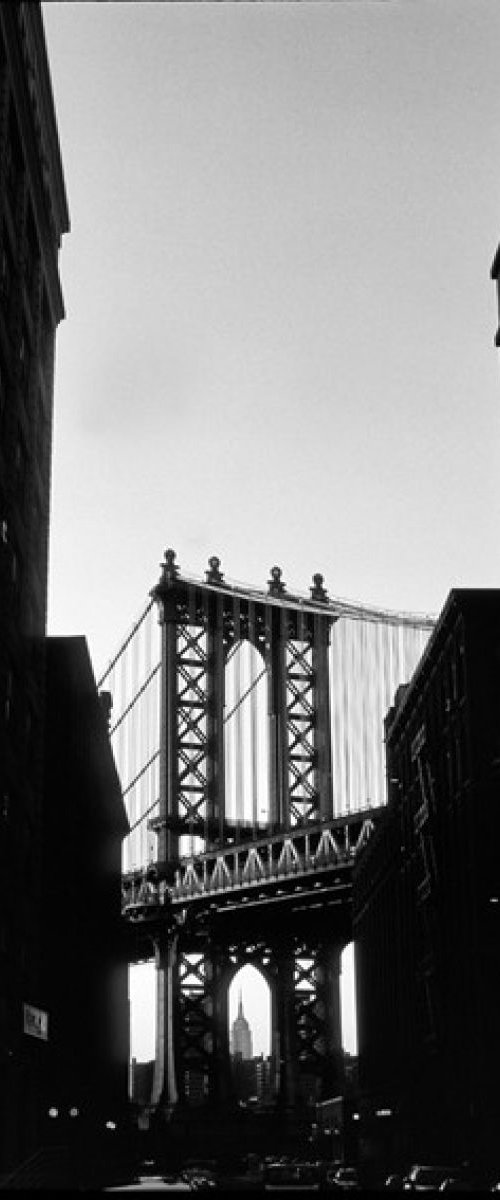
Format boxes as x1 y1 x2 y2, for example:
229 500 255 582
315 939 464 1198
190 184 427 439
249 604 258 835
235 598 244 828
187 587 197 859
203 589 209 850
225 618 233 826
361 618 368 810
264 603 274 827
349 617 355 814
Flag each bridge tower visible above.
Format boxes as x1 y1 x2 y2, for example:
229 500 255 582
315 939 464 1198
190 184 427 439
140 548 351 1123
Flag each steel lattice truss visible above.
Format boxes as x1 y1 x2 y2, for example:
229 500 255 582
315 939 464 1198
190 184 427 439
178 951 212 1103
286 638 317 824
176 620 208 831
122 813 377 914
227 939 275 974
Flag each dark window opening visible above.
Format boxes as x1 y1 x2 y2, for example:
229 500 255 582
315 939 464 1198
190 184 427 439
24 205 38 298
5 104 23 213
0 240 14 313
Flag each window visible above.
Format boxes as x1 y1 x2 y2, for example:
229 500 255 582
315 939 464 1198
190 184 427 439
4 669 13 723
0 357 4 433
41 290 53 383
18 318 31 390
5 105 23 213
24 206 38 298
0 241 13 311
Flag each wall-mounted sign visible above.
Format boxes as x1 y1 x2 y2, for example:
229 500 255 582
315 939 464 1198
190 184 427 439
23 1003 48 1041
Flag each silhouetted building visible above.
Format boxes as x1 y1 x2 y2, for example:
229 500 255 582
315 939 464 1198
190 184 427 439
41 637 130 1134
0 1 69 1174
230 992 253 1061
130 1059 155 1109
354 590 500 1172
254 1055 273 1105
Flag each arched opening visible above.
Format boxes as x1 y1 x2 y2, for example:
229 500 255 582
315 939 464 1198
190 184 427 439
224 641 270 830
340 942 357 1057
228 964 272 1108
128 961 156 1101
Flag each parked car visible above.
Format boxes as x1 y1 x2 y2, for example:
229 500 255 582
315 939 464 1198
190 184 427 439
182 1166 218 1191
439 1178 480 1192
385 1174 405 1190
403 1165 462 1192
264 1160 320 1190
331 1166 361 1190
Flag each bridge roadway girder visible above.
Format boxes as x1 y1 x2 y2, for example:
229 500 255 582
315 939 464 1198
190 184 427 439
123 811 380 960
125 859 354 964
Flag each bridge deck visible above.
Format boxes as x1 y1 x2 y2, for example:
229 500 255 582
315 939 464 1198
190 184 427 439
122 809 382 925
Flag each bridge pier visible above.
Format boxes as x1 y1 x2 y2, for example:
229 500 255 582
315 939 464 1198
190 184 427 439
274 937 298 1111
316 942 345 1099
208 943 233 1107
151 928 180 1113
140 554 365 1127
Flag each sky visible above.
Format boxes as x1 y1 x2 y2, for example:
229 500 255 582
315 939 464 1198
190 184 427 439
42 0 500 1062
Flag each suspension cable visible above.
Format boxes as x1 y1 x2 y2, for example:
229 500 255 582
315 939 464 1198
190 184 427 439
97 598 155 688
122 750 160 799
223 665 267 724
128 797 159 836
110 662 161 736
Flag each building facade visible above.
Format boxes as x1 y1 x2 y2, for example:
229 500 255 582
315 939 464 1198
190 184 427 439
353 590 500 1172
0 1 69 1174
41 638 130 1138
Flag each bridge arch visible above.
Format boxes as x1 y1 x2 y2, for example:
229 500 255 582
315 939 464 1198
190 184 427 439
227 963 273 1103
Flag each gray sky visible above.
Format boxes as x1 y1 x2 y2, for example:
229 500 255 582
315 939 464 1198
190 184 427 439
42 0 500 1061
44 0 500 680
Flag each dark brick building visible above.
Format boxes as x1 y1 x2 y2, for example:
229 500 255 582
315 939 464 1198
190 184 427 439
0 5 130 1181
42 638 130 1135
353 590 500 1173
0 1 69 1173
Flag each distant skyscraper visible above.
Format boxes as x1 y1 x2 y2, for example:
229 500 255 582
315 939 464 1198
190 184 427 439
230 991 253 1061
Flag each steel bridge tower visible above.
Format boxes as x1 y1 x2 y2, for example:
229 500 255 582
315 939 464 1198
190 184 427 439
122 549 384 1123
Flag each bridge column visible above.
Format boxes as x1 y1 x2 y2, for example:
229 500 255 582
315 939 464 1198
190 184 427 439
312 611 334 821
316 943 345 1100
151 927 180 1111
268 599 290 829
274 937 297 1109
206 587 225 845
208 943 233 1106
152 551 180 869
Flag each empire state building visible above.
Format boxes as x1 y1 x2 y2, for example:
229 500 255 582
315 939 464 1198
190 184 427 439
230 992 253 1060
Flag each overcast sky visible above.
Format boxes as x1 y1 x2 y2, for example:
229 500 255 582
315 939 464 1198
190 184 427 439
42 0 500 1061
44 0 500 680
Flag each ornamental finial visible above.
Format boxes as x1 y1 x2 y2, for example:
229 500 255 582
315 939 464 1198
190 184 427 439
268 565 286 596
310 572 328 602
206 555 224 585
161 547 179 584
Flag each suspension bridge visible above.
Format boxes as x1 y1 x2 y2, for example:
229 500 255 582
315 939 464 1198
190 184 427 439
98 550 435 1115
